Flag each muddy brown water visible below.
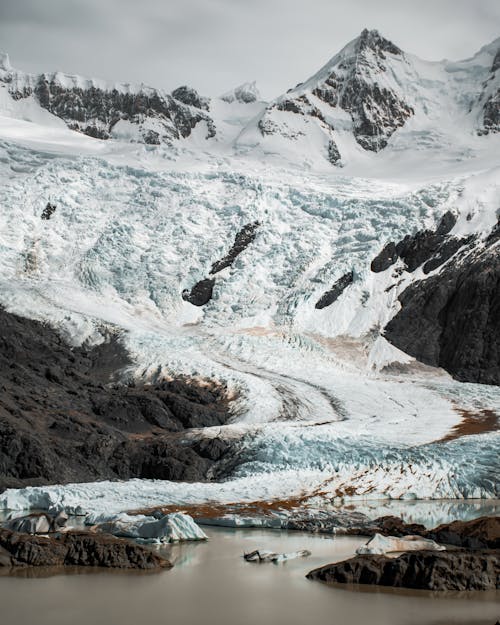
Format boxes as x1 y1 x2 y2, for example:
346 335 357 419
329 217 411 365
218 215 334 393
0 527 498 625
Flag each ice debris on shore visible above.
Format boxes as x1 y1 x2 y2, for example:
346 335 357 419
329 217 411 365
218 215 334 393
85 511 207 544
356 533 446 555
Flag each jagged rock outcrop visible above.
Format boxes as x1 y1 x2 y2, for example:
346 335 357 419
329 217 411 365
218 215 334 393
210 221 259 274
384 246 500 385
313 29 413 151
479 46 500 135
182 222 260 307
171 85 210 111
257 29 414 164
371 211 463 274
0 308 233 490
0 528 171 569
307 549 499 591
182 278 215 306
0 60 215 144
315 271 354 309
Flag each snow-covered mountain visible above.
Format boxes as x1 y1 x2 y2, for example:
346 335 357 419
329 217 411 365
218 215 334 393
2 29 499 165
0 51 215 145
238 29 500 166
0 30 499 511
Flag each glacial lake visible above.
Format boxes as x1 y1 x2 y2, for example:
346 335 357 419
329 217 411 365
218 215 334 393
0 525 498 625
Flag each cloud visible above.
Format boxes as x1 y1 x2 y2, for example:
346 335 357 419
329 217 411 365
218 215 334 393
0 0 498 98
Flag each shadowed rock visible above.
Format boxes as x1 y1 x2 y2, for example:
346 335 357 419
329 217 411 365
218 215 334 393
307 549 499 591
315 271 354 309
0 528 171 569
384 248 500 384
0 308 233 491
210 222 260 274
182 278 215 306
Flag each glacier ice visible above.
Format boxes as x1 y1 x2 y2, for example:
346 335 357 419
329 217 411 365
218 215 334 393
0 61 498 515
85 512 207 543
355 534 446 555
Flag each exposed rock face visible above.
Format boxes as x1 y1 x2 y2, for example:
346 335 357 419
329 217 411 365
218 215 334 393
182 278 215 306
41 202 56 220
0 64 215 144
0 308 233 491
369 210 500 385
370 242 399 272
384 247 500 384
370 212 464 275
425 516 500 550
0 528 170 569
210 221 260 274
306 549 499 591
182 222 260 307
171 85 210 111
259 29 413 163
479 47 500 135
315 271 354 309
315 29 413 152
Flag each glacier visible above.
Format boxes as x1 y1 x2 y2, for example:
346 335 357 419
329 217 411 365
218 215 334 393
0 33 499 516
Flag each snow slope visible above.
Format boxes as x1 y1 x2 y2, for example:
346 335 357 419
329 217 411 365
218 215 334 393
0 31 499 513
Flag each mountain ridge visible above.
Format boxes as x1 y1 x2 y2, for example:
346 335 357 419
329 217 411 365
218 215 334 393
1 29 498 164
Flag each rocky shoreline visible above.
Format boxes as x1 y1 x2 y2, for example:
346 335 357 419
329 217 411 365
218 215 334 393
306 515 500 591
307 549 499 591
0 528 170 570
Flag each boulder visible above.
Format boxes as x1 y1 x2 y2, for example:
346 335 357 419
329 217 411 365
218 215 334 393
0 528 171 569
307 549 499 591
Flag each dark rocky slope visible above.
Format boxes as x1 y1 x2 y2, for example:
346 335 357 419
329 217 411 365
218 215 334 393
0 62 215 145
384 246 500 385
307 549 499 591
0 309 233 491
0 528 170 570
315 271 354 309
307 516 500 591
370 212 500 385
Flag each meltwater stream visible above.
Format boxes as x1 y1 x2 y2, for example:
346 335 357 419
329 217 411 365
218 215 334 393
0 527 498 625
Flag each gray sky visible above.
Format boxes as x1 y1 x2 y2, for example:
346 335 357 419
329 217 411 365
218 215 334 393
0 0 499 99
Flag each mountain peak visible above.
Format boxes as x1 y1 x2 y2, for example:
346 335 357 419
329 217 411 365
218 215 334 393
355 28 402 57
220 81 260 104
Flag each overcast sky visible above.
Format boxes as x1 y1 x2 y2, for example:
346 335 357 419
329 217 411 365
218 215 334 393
0 0 499 98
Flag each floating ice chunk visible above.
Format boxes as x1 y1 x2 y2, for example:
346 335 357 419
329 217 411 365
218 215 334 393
356 533 446 555
243 549 311 563
86 511 207 544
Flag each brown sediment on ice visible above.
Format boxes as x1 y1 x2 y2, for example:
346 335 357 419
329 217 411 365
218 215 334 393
437 408 499 443
130 494 312 520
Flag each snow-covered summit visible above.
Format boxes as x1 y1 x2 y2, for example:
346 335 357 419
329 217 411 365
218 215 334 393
238 29 500 167
0 53 215 145
221 81 261 104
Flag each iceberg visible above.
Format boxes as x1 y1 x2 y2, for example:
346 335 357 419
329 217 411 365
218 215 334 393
85 511 207 544
356 533 446 555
